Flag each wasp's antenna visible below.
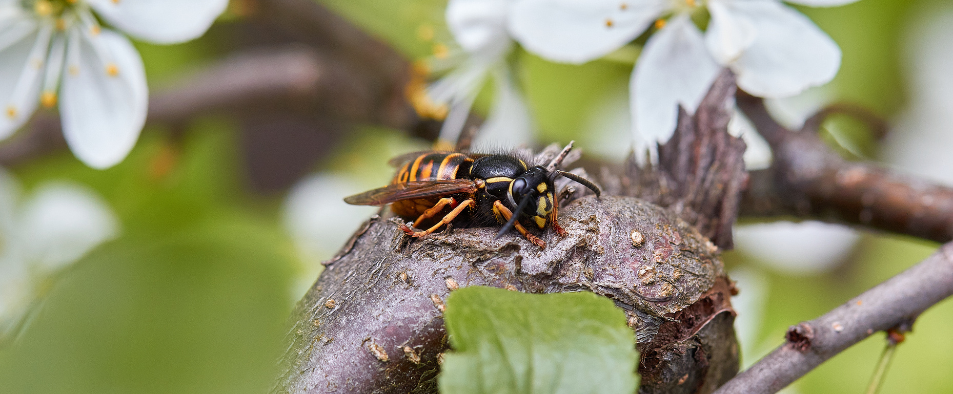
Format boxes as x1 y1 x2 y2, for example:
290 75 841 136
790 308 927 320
496 195 533 239
556 170 601 197
546 141 575 172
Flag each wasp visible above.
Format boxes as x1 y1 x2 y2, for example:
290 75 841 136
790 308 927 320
343 142 601 248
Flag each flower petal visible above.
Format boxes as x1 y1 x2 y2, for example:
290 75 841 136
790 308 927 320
471 66 534 150
631 15 720 157
734 221 859 275
509 0 667 64
0 168 21 245
729 1 841 97
283 174 377 265
705 0 757 64
87 0 227 44
447 0 511 58
0 22 45 141
427 59 490 145
726 267 768 368
727 108 772 170
19 182 119 273
784 0 860 7
59 29 147 169
0 3 30 29
0 259 32 339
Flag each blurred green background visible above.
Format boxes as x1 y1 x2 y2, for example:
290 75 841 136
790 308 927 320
2 0 952 393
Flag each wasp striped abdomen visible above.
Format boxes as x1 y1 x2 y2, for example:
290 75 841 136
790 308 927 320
393 153 471 183
390 153 473 219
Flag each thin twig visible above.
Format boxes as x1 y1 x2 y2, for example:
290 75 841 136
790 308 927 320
865 342 897 394
713 242 953 394
802 102 890 140
250 0 415 129
865 325 909 394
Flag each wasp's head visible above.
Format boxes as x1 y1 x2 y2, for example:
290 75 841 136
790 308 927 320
507 166 556 229
495 142 603 241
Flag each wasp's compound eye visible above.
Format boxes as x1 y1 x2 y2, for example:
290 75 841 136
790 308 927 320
511 178 528 198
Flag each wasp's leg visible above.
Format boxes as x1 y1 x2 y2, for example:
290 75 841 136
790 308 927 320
493 201 545 248
403 199 475 238
550 194 566 237
412 197 456 228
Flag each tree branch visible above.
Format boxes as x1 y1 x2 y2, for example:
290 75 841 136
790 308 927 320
275 196 738 394
713 241 953 394
737 92 953 243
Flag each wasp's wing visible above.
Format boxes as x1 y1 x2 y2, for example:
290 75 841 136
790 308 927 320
344 179 479 206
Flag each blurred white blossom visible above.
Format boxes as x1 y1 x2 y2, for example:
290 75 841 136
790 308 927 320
728 267 769 367
0 169 118 341
283 174 377 299
888 6 953 187
0 0 228 169
508 0 857 159
734 221 859 275
413 0 533 149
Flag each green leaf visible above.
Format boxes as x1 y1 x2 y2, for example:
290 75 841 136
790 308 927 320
440 287 639 394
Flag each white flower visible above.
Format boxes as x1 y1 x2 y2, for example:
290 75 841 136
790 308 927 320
283 174 377 300
0 169 118 341
0 0 228 169
413 0 533 150
734 221 858 275
509 0 858 158
888 7 953 187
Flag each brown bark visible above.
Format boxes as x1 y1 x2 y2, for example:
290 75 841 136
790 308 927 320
275 196 738 393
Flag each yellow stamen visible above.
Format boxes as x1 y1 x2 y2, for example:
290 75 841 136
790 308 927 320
409 89 448 120
31 59 43 70
433 140 455 151
148 142 180 181
5 106 17 119
34 1 52 16
66 0 77 3
41 91 57 108
105 63 119 77
686 0 696 6
405 62 448 121
416 24 435 42
112 0 121 4
90 25 101 35
655 19 666 30
412 60 430 76
69 65 80 76
432 43 449 59
55 18 67 31
620 3 628 10
606 19 614 28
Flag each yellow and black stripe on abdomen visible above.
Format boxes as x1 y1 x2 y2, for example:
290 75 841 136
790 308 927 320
395 153 470 184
